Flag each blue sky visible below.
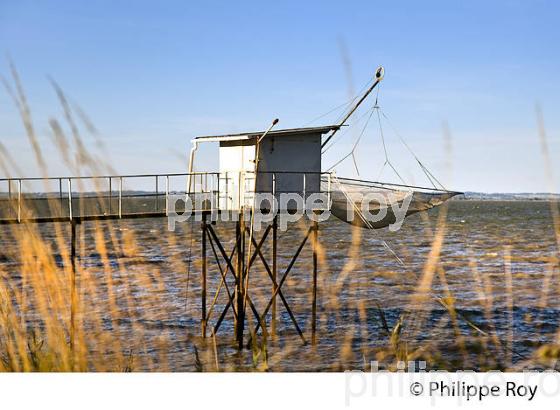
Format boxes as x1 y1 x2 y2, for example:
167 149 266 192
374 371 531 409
1 0 559 192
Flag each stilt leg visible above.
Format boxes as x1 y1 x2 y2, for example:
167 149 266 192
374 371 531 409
311 218 318 345
70 219 78 357
271 216 278 337
235 216 246 349
248 227 312 346
201 213 208 337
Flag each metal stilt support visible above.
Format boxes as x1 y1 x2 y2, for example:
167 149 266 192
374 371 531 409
70 219 79 355
248 226 313 346
235 216 246 349
201 213 208 337
199 214 320 350
311 217 319 345
271 216 278 337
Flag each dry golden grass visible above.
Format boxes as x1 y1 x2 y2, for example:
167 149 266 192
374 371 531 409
0 64 559 372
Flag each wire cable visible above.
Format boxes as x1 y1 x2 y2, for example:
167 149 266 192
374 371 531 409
380 109 447 190
326 106 376 172
302 77 375 128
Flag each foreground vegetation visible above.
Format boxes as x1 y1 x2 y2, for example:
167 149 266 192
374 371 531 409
0 64 559 372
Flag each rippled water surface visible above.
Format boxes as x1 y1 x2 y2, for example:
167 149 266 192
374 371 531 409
1 200 558 371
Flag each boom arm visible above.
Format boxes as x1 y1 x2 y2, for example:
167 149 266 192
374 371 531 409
321 66 385 149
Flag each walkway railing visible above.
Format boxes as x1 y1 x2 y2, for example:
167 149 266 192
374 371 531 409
0 171 334 224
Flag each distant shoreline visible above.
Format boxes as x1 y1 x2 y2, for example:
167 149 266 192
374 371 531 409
453 193 560 201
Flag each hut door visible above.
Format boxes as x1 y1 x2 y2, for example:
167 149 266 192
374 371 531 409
219 142 255 211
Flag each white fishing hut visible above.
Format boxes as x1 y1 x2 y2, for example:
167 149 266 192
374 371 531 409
188 125 338 211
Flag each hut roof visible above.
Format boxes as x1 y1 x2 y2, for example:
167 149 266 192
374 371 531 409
193 125 339 142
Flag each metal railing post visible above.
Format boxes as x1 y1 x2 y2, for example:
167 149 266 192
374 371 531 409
118 177 123 218
213 173 217 212
155 176 159 212
67 178 72 221
327 173 332 210
165 175 169 216
8 180 12 218
303 173 306 208
109 177 112 215
240 171 244 209
272 172 276 205
225 172 229 211
17 179 22 222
